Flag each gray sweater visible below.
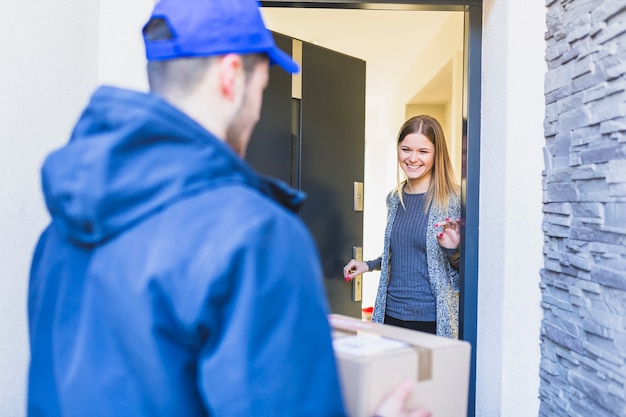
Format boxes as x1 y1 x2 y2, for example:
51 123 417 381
370 186 461 338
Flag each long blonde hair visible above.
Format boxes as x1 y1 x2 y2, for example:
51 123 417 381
396 115 459 211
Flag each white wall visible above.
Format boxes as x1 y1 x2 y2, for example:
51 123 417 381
98 0 152 89
476 0 545 416
0 2 99 415
0 2 152 415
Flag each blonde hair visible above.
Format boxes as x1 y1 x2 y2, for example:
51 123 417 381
395 115 459 211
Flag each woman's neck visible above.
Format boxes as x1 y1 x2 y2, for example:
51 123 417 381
405 178 430 194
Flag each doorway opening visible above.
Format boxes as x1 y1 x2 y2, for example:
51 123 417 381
259 3 482 416
261 7 465 311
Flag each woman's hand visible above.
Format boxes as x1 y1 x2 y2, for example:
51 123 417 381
373 378 431 417
343 259 368 281
435 217 461 250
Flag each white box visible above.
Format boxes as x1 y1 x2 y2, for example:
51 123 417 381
329 314 472 417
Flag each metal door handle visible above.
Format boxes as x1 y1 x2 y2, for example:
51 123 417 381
353 182 363 211
351 246 362 302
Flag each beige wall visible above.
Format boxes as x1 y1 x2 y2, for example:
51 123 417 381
405 100 462 185
404 47 464 186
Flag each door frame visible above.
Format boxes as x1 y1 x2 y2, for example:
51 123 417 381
259 2 482 416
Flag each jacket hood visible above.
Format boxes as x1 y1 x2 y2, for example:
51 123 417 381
42 86 304 245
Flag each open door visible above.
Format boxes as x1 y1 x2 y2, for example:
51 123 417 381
256 4 483 416
247 32 366 318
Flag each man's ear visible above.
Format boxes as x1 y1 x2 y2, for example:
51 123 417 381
218 54 244 102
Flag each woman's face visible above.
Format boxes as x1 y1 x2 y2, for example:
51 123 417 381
398 132 435 185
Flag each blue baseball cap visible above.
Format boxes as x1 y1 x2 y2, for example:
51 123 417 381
143 0 299 74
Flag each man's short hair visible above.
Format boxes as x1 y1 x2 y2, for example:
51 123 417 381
144 17 267 95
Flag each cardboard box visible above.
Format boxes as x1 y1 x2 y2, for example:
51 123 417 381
329 314 471 417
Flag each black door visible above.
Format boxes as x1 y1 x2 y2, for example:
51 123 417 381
247 32 366 318
299 42 365 318
246 33 293 185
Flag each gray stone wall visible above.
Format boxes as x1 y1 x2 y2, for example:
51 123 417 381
541 0 626 416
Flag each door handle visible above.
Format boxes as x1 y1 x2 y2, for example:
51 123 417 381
353 182 364 212
351 246 363 302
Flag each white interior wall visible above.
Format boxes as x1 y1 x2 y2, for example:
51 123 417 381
360 92 396 307
477 0 545 416
0 2 100 415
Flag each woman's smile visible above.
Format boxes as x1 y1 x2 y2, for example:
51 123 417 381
398 132 435 190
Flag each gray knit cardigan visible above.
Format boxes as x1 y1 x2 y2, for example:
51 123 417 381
371 187 461 339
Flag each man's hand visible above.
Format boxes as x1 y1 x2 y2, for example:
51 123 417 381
373 378 431 417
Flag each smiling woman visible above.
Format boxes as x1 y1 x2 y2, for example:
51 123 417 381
344 115 461 338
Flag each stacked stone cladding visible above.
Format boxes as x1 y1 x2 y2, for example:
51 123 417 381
541 0 626 416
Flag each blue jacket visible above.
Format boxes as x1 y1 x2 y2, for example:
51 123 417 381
28 86 345 417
